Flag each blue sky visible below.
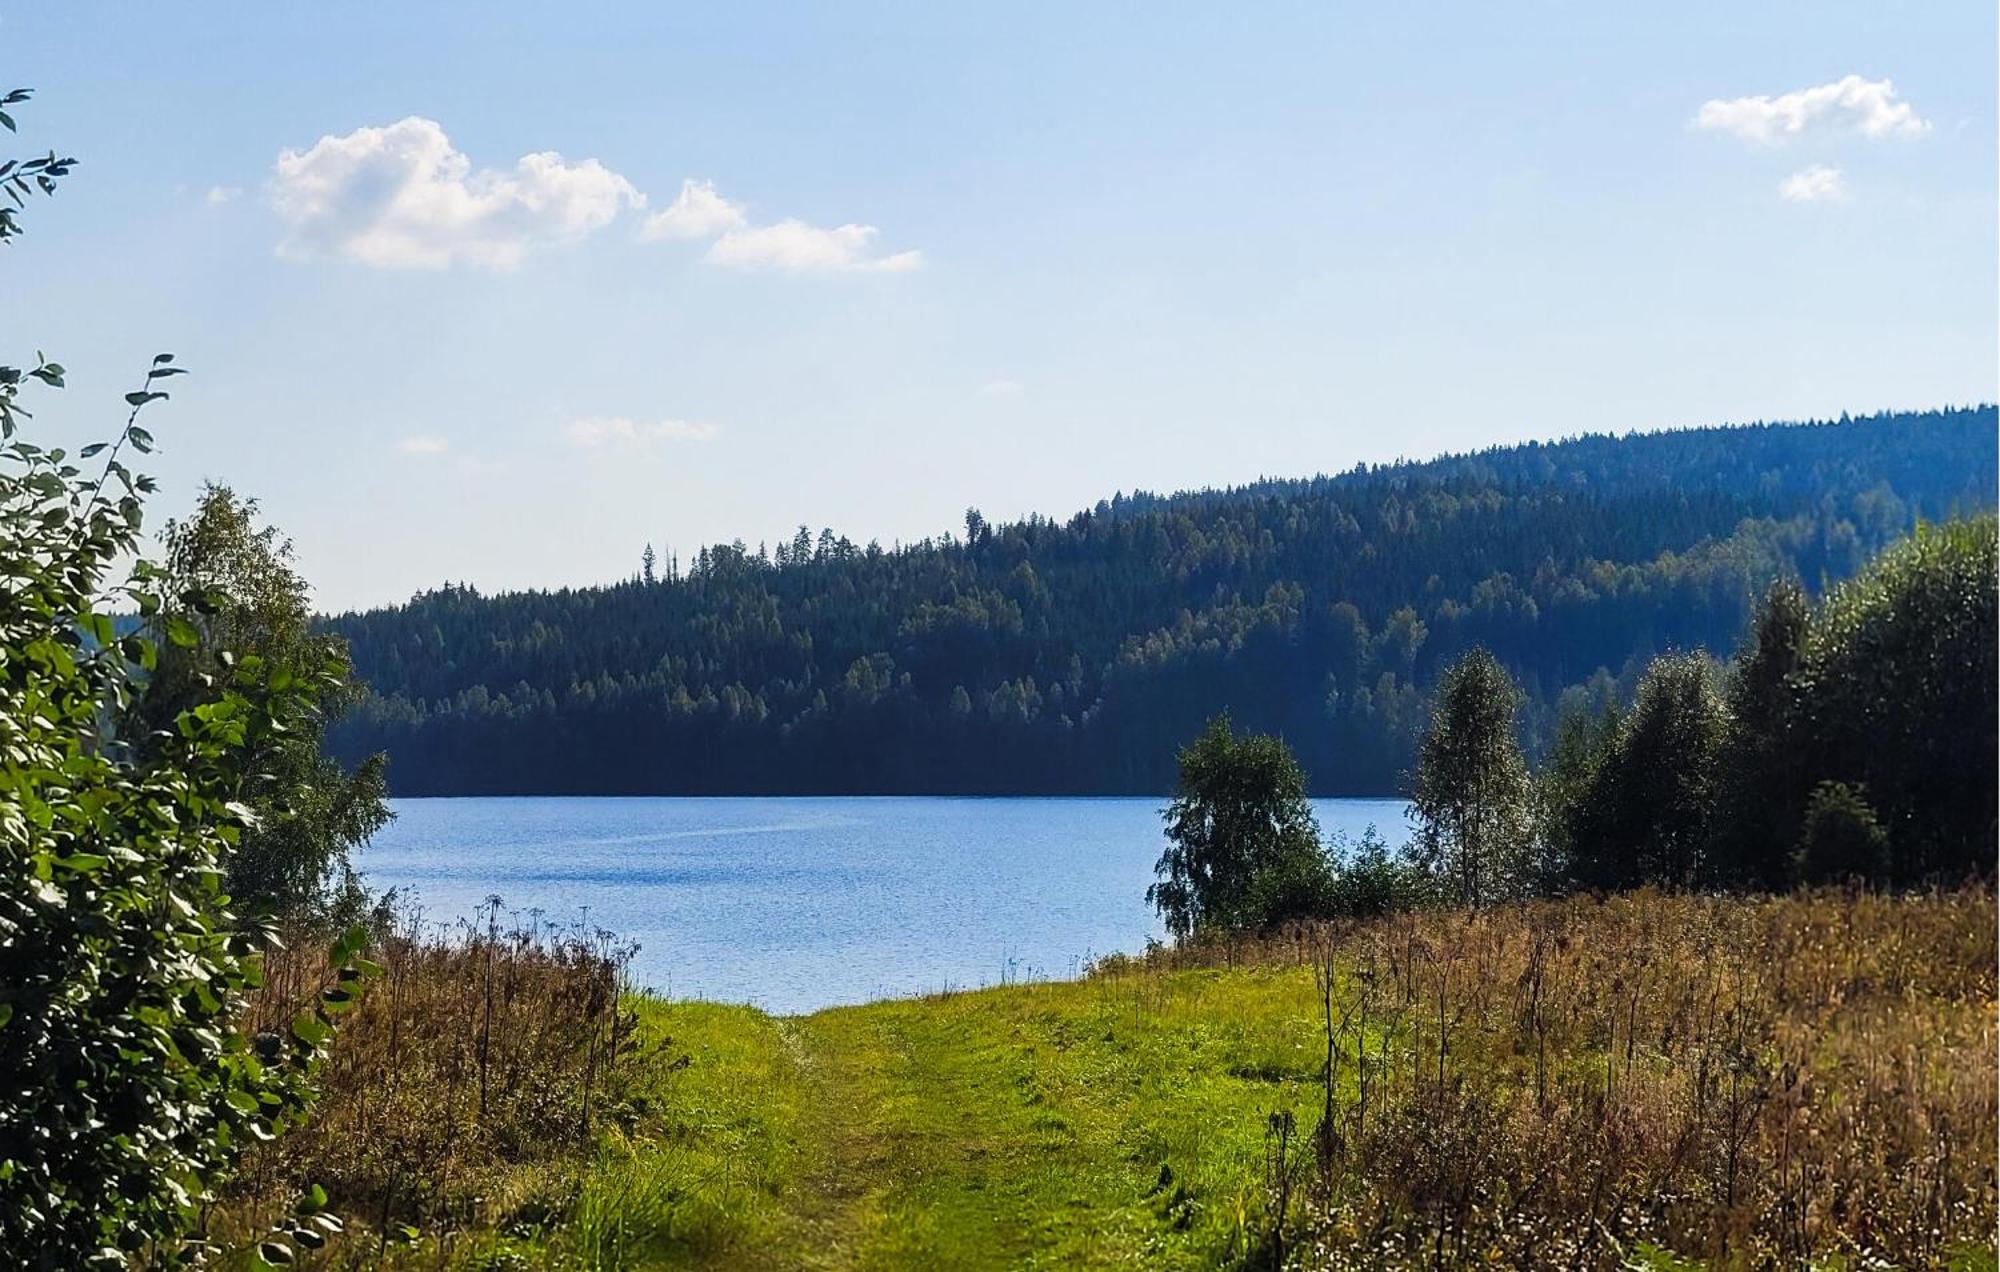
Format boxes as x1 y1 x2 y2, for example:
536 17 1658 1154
6 4 1993 611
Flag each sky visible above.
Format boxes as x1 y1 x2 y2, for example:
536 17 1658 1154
4 4 1994 612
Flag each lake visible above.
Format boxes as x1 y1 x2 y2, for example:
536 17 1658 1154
358 796 1413 1014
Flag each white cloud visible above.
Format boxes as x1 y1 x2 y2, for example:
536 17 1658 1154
565 416 719 447
640 178 746 241
271 117 642 269
633 176 920 273
1696 75 1929 145
204 185 241 206
395 435 450 454
705 219 922 273
977 378 1025 398
1779 164 1847 203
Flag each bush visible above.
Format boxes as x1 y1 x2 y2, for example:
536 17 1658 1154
0 365 360 1265
1793 781 1891 884
1325 826 1438 919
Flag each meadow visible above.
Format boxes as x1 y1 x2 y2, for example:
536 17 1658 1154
212 886 1998 1270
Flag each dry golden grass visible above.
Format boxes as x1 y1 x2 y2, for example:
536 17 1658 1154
1099 886 1998 1269
209 904 661 1265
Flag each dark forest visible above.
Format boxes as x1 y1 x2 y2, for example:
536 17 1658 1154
325 406 1995 795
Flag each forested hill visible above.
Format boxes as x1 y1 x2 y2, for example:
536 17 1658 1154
326 407 1996 796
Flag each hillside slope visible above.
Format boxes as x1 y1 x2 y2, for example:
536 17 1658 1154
325 407 1995 795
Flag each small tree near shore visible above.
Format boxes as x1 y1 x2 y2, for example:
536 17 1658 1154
1150 714 1329 939
1409 648 1532 907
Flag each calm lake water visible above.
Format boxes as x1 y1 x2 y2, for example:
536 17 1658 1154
359 796 1412 1014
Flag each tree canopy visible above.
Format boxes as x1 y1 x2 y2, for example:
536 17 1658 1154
139 485 389 923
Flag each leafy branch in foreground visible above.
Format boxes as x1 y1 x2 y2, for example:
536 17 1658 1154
0 88 77 244
0 353 373 1266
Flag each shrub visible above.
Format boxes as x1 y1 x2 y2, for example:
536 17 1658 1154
1324 826 1438 919
1793 781 1891 884
0 362 360 1266
1117 887 1998 1267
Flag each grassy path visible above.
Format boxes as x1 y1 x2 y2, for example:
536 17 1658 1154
768 1014 895 1268
628 971 1329 1270
375 892 2000 1270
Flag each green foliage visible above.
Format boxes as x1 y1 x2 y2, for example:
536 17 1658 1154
1530 687 1620 891
1324 825 1439 918
1409 648 1532 906
1789 518 1997 881
323 408 1996 796
0 358 372 1264
1711 578 1812 888
1149 715 1330 938
1526 520 1996 895
1793 781 1891 884
0 95 372 1257
0 87 77 247
138 485 389 922
1568 652 1730 890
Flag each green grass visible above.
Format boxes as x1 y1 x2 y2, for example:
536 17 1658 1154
500 968 1332 1270
318 888 1998 1270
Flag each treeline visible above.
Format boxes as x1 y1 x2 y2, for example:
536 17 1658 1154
323 407 1996 795
1151 518 1997 943
1472 516 1996 896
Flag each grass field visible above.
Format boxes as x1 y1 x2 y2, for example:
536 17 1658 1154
224 888 1997 1270
438 967 1373 1270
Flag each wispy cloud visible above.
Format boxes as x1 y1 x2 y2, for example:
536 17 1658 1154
1696 75 1929 145
565 416 719 447
636 177 921 273
977 378 1024 398
395 435 450 455
1778 164 1847 203
204 185 241 206
705 219 921 273
271 117 642 270
640 178 747 241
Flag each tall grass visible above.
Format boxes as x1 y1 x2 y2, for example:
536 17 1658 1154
212 902 661 1263
1098 887 1997 1269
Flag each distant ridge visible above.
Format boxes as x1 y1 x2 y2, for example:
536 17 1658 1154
326 406 1996 796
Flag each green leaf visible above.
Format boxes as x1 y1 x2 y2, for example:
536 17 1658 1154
330 923 368 964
